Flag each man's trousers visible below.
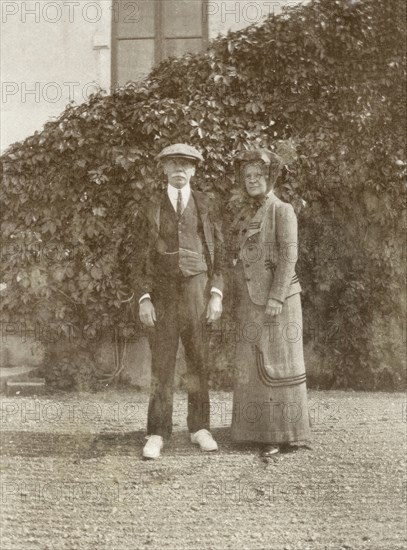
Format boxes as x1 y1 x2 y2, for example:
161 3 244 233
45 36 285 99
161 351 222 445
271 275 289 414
146 272 210 439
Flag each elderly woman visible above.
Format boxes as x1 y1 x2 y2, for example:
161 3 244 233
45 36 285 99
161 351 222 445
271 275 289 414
230 149 310 455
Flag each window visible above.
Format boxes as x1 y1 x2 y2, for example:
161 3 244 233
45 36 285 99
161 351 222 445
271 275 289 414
112 0 208 87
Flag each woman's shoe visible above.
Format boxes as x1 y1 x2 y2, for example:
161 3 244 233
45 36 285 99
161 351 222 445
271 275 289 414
262 445 280 457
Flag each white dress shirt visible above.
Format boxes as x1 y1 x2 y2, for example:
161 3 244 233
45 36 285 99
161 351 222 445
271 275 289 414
167 182 191 213
139 184 222 303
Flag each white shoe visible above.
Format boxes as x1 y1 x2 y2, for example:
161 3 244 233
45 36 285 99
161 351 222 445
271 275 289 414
262 445 280 457
190 429 218 452
143 435 163 459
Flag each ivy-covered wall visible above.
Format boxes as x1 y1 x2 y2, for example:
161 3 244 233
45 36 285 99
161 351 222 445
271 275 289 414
1 0 406 391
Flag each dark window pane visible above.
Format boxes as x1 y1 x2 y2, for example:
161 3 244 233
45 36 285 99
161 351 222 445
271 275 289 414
116 0 155 39
163 0 203 38
164 38 203 58
117 39 155 85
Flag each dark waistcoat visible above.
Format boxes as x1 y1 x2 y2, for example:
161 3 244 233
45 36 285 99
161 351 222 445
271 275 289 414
154 193 208 279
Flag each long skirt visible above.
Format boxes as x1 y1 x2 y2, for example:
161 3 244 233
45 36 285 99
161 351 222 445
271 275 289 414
231 264 311 444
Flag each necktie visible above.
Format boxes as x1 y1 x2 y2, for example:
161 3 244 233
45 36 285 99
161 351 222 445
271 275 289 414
177 190 183 219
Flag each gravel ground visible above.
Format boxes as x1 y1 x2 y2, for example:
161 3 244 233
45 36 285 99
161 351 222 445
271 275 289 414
0 390 406 550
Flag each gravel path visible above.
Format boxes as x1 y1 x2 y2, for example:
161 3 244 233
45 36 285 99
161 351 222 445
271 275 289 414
1 390 406 550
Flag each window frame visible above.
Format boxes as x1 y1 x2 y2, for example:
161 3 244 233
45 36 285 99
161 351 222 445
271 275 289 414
111 0 209 90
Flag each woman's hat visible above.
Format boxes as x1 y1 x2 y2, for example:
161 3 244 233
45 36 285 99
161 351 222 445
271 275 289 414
233 148 283 166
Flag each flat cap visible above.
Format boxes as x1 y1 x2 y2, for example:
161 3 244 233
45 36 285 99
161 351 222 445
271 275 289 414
156 143 204 163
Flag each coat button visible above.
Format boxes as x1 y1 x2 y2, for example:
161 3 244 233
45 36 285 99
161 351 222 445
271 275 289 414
245 264 250 268
245 277 251 281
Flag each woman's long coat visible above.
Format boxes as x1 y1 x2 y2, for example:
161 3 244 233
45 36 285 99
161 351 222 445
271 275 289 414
231 192 311 444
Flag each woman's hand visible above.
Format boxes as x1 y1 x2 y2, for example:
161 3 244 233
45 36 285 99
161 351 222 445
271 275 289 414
265 298 283 317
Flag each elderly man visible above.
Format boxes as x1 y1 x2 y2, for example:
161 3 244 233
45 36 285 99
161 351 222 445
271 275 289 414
135 144 224 459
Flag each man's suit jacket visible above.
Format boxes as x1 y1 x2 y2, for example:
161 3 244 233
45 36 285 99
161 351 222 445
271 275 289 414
134 189 225 300
238 192 301 305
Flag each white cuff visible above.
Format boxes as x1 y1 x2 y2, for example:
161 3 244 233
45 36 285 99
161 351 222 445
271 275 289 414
139 293 151 304
210 287 223 299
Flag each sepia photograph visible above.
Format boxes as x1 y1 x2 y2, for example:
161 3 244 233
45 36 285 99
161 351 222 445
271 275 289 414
1 0 406 549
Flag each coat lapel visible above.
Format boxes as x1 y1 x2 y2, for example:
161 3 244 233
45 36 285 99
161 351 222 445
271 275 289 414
239 192 278 247
144 193 164 242
192 190 209 217
192 190 213 249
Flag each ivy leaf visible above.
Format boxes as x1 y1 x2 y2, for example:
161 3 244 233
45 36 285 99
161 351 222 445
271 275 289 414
91 266 103 280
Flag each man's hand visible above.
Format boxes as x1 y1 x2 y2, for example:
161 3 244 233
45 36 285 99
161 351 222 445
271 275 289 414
206 293 222 323
139 298 156 327
265 298 283 317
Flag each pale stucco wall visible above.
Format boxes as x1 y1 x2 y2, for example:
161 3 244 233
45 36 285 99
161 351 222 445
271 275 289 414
1 0 112 153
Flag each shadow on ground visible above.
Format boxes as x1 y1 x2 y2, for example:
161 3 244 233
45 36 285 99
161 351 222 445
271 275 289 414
1 427 306 460
0 427 246 459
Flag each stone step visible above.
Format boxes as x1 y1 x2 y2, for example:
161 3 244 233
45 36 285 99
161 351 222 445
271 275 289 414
0 366 41 393
6 378 46 396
